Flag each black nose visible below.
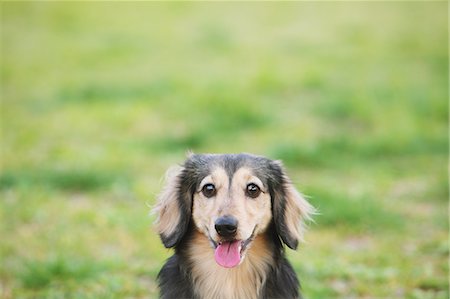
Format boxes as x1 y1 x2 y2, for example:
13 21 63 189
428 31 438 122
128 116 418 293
215 216 238 238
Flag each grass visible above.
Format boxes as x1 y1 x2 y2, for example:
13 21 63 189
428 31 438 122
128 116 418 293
1 2 448 299
305 188 403 232
0 168 126 192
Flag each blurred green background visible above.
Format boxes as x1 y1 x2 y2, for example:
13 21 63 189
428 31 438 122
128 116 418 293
1 2 448 299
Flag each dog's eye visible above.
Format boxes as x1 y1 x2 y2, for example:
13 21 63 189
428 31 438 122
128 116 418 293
202 184 216 198
246 183 261 198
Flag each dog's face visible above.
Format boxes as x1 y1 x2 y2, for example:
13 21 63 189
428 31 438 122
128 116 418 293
154 153 313 268
192 163 273 267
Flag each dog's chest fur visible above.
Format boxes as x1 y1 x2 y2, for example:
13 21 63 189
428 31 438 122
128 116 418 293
187 231 273 299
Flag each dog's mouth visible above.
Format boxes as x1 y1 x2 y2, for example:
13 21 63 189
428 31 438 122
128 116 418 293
209 227 256 268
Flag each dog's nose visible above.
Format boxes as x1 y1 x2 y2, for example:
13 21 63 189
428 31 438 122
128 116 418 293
215 216 238 238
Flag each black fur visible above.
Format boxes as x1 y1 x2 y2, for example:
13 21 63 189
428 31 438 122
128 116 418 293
268 161 299 250
157 154 304 299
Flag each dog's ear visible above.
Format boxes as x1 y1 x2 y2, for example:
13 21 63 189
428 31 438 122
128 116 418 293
269 161 314 250
153 166 192 248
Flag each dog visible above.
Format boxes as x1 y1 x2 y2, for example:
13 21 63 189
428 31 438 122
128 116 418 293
153 153 313 299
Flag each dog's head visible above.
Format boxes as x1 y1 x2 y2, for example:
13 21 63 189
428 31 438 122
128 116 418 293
154 153 313 268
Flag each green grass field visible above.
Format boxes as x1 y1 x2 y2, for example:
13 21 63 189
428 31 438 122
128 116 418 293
1 2 448 298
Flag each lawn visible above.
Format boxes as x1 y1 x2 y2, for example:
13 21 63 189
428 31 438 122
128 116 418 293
1 2 448 299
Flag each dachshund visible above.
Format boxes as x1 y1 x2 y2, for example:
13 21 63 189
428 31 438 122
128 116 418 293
153 153 313 299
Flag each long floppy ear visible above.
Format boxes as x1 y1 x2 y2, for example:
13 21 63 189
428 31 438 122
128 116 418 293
269 161 314 250
153 166 192 248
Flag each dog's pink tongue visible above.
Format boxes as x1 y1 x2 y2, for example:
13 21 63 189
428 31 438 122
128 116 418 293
214 241 241 268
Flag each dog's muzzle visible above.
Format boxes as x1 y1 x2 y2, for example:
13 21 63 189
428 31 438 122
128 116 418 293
209 218 257 269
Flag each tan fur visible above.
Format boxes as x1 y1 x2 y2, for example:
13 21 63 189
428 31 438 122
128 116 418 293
272 160 315 243
284 179 315 243
192 166 272 251
153 166 183 238
188 230 273 299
